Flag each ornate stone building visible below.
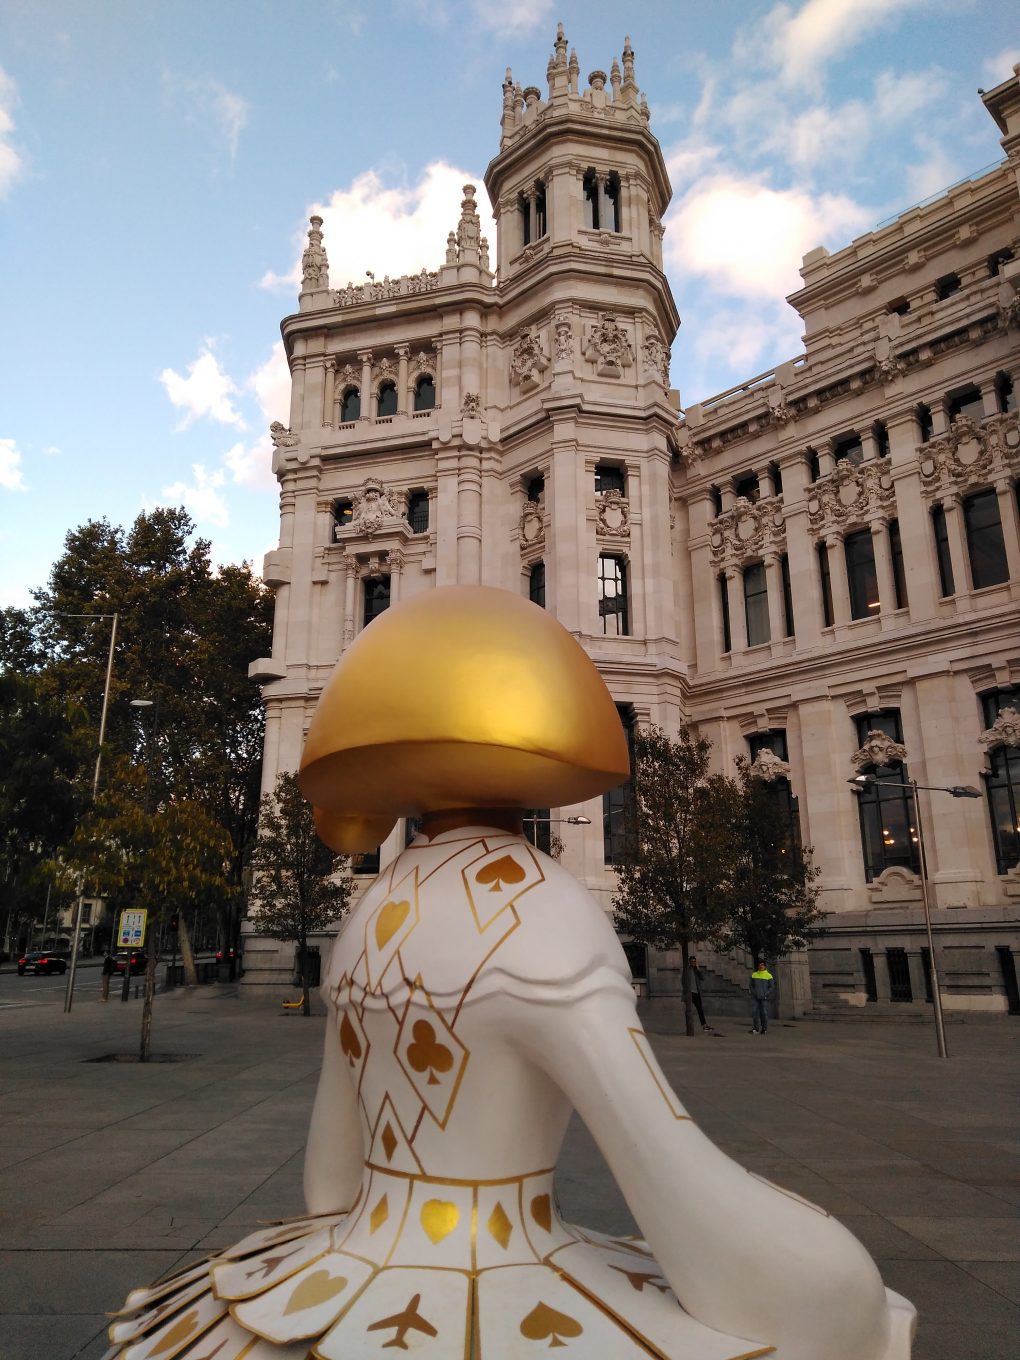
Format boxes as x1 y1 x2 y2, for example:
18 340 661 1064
248 29 1020 1017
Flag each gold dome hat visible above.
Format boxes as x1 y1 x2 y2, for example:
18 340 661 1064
299 585 629 851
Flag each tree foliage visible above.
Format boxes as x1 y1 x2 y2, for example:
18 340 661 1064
611 726 740 1035
248 772 352 1014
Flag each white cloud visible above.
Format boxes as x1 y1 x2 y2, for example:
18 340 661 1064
758 0 928 89
218 344 291 493
161 69 250 164
982 48 1020 87
904 137 960 202
0 437 27 491
160 346 246 430
158 464 230 528
262 161 494 292
0 67 24 198
665 174 871 299
681 300 806 395
467 0 554 35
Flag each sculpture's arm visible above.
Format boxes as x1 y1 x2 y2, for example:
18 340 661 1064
518 988 911 1360
303 1012 364 1215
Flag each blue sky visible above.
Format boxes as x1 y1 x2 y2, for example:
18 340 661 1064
1 0 1017 608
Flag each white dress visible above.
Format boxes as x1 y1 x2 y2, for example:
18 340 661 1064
105 827 915 1359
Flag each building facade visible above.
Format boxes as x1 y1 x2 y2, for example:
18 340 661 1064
246 28 1020 1017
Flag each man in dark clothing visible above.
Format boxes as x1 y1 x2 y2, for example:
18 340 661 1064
749 959 774 1034
688 956 711 1033
100 951 115 1001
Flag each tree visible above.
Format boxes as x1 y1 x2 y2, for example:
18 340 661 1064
717 757 824 966
611 726 740 1036
247 772 352 1015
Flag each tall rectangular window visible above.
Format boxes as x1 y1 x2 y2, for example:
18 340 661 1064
718 573 732 653
595 464 625 496
529 560 546 609
931 505 954 596
742 562 770 647
603 706 635 866
889 519 908 609
845 529 880 619
523 808 552 855
780 553 795 637
854 711 920 881
982 688 1020 874
818 542 834 627
598 555 629 636
963 489 1009 589
406 492 429 534
363 576 391 629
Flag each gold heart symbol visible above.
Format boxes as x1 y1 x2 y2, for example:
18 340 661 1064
519 1301 584 1345
530 1193 552 1232
374 899 410 949
283 1269 348 1315
420 1198 460 1244
475 854 527 894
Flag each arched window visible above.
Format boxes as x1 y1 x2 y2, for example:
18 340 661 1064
340 387 360 423
376 382 397 418
413 374 436 411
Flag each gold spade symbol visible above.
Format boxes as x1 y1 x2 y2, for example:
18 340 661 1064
530 1193 552 1232
150 1309 201 1354
519 1302 584 1347
374 899 410 949
420 1199 460 1244
283 1269 348 1315
475 855 527 894
339 1013 362 1065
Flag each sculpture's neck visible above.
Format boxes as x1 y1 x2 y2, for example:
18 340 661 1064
419 808 523 839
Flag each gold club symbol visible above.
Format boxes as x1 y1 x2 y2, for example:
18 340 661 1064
519 1302 583 1346
406 1019 454 1086
474 854 526 894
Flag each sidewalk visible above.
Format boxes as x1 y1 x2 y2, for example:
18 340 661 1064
0 988 1015 1360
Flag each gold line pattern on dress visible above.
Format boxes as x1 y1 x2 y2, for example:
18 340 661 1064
627 1028 692 1121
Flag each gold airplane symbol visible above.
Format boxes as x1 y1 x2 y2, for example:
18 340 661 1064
366 1293 438 1349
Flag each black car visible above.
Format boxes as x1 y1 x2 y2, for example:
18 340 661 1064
113 950 147 975
17 950 68 976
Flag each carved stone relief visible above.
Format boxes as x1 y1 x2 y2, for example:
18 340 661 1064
917 410 1019 499
750 748 792 782
269 421 299 449
553 315 573 362
510 328 550 393
596 490 631 539
584 313 633 378
979 706 1020 752
641 329 669 386
350 478 403 537
709 497 786 567
518 502 545 553
301 216 329 290
806 459 894 533
851 730 908 772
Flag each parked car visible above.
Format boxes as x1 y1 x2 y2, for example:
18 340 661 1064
17 950 68 976
113 950 147 975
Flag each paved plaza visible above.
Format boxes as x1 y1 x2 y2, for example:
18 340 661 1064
0 975 1016 1360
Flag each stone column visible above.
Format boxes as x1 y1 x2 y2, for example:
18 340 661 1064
826 532 851 625
941 493 970 599
322 358 335 427
457 448 483 584
818 447 835 477
342 556 359 646
886 409 936 620
358 351 373 421
930 404 950 439
781 451 821 646
396 345 409 416
389 550 404 607
764 552 785 644
995 476 1020 582
859 427 879 462
726 567 748 652
871 516 898 619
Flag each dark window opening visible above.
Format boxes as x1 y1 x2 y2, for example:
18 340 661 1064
889 519 908 609
860 948 878 1002
583 168 600 230
710 485 723 516
719 573 732 652
362 576 391 629
748 730 801 844
818 542 834 627
603 705 636 866
873 420 890 458
780 553 795 636
353 848 380 876
854 710 919 881
529 560 546 609
340 387 361 423
523 808 552 855
519 192 531 247
583 169 621 232
947 384 983 425
964 488 1008 589
748 730 789 762
767 461 783 497
916 403 933 443
833 432 863 466
413 374 436 411
935 272 961 300
534 180 547 238
734 471 760 502
887 296 910 316
407 491 429 534
988 248 1014 277
743 561 770 647
598 554 629 636
606 172 621 232
931 504 955 596
526 473 545 504
981 687 1020 729
404 816 423 848
845 529 880 619
621 940 647 982
886 948 913 1002
807 448 821 482
334 498 353 530
995 371 1015 414
376 382 398 418
595 463 626 496
987 744 1020 874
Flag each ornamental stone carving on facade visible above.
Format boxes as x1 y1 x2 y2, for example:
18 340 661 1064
596 489 631 539
350 478 402 537
461 392 481 418
334 364 359 397
767 393 795 426
851 730 908 772
509 328 550 392
749 748 792 782
584 313 633 377
998 285 1020 332
269 421 299 449
553 315 573 362
518 502 545 553
709 497 786 567
641 329 669 386
806 459 894 533
301 216 329 290
334 268 440 308
455 184 481 255
917 410 1019 498
979 706 1020 752
413 350 437 375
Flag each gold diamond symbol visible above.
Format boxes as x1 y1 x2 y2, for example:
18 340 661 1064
370 1194 389 1234
487 1201 512 1250
381 1122 397 1162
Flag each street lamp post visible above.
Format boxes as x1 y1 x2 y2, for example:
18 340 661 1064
120 698 155 1008
849 775 981 1059
62 610 118 1014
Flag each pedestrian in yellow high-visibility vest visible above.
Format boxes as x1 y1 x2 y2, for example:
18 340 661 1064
750 959 774 1035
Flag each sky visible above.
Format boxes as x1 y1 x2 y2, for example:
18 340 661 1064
1 0 1017 610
